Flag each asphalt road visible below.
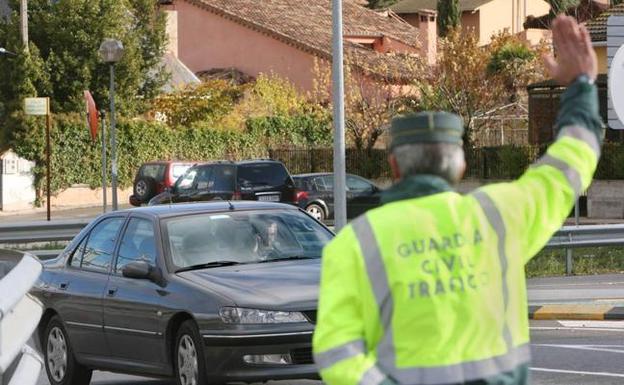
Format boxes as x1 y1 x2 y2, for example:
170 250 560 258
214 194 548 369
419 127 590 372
530 320 624 384
34 321 624 385
528 274 624 305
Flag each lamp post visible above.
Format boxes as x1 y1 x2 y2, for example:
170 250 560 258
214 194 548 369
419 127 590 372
0 47 17 56
332 0 347 231
98 39 124 211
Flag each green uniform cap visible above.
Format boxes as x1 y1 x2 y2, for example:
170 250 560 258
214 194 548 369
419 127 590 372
390 111 464 149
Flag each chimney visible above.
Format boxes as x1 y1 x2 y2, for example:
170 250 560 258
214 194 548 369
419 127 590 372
163 9 179 57
418 9 437 65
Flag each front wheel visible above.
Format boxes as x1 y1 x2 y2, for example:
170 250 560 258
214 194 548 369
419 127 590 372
43 316 92 385
306 203 326 221
174 320 208 385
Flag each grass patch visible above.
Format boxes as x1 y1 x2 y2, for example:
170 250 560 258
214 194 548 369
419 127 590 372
526 246 624 278
1 241 68 251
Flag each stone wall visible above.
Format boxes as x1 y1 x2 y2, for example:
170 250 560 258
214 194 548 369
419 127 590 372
49 185 133 210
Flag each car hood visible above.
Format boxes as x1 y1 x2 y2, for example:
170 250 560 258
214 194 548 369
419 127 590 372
176 259 320 310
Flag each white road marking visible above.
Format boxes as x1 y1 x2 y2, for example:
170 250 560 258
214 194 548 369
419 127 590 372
531 367 624 378
532 344 624 354
530 326 624 332
529 282 624 288
559 320 624 329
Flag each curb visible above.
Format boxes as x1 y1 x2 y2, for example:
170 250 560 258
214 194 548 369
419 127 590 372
529 304 624 320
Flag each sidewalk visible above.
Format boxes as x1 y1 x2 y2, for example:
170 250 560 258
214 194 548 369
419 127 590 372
563 217 624 225
0 204 132 223
528 274 624 320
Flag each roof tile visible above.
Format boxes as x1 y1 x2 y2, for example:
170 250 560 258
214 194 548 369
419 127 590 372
587 3 624 42
185 0 422 81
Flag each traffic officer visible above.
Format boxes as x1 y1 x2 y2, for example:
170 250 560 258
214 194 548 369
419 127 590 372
313 15 603 385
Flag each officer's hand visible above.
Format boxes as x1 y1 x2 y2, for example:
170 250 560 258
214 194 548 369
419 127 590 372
543 15 597 85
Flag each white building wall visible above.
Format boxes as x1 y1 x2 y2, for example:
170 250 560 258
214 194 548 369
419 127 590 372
1 150 36 211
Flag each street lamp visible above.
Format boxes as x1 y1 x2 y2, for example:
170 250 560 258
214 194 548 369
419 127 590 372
0 47 17 56
98 39 124 211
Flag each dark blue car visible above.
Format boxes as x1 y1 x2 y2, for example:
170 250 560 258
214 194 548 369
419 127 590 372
293 173 382 222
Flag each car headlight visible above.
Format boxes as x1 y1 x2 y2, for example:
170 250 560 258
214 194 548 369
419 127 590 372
219 307 308 324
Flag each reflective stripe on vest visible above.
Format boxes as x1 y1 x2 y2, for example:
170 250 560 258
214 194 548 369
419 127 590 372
351 196 529 384
531 155 582 197
472 190 513 350
557 125 600 157
359 364 388 385
383 344 531 385
314 339 366 371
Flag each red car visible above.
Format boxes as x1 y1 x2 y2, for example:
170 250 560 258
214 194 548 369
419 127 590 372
129 161 194 206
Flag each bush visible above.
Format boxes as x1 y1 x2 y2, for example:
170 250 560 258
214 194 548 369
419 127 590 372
246 111 332 149
34 114 266 196
151 80 244 127
23 108 333 198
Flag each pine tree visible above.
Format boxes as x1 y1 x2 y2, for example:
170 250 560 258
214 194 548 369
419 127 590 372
0 0 168 117
437 0 460 37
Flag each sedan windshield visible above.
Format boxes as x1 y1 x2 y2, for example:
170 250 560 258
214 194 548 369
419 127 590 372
164 210 333 270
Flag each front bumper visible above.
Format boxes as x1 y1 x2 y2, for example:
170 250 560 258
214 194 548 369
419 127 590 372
201 329 318 382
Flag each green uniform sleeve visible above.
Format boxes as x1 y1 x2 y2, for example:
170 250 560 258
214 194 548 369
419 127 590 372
475 79 604 263
313 227 396 385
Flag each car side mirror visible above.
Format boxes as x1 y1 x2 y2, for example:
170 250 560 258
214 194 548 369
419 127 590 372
122 261 163 285
122 261 151 279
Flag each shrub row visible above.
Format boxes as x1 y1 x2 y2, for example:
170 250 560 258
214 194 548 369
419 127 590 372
38 112 331 195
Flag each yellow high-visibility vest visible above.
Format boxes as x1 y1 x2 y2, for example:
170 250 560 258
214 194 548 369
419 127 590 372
313 124 600 385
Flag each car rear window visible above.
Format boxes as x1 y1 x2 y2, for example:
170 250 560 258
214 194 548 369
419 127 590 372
172 164 191 180
140 164 166 181
293 178 306 189
237 163 291 188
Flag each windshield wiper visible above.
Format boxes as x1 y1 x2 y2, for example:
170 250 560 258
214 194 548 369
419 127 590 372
259 256 319 263
176 260 242 272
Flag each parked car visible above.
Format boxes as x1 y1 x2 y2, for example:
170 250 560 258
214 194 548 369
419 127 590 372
32 201 332 385
148 159 300 206
293 172 382 221
129 161 194 206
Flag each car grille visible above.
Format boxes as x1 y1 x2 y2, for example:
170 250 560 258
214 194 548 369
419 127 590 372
303 310 316 324
291 347 314 364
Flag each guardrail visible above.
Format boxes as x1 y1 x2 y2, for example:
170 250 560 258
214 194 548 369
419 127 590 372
547 224 624 275
1 219 624 271
0 219 89 244
0 251 44 385
548 224 624 248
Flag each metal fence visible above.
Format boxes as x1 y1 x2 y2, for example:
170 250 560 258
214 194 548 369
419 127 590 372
269 144 624 181
0 251 43 385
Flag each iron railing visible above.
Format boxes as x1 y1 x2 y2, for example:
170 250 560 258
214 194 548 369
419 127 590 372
1 220 624 272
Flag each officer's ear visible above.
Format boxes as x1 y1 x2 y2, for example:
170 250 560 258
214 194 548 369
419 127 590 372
388 154 401 181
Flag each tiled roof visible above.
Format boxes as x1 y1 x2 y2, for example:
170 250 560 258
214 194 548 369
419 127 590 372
524 0 608 30
587 3 624 42
391 0 493 13
184 0 422 81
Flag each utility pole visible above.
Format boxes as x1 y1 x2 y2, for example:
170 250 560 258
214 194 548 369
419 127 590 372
332 0 347 231
20 0 28 53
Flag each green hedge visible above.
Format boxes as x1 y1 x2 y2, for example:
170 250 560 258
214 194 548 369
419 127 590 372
24 112 333 196
16 114 624 200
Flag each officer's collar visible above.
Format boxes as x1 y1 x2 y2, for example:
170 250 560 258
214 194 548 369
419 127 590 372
381 174 453 204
